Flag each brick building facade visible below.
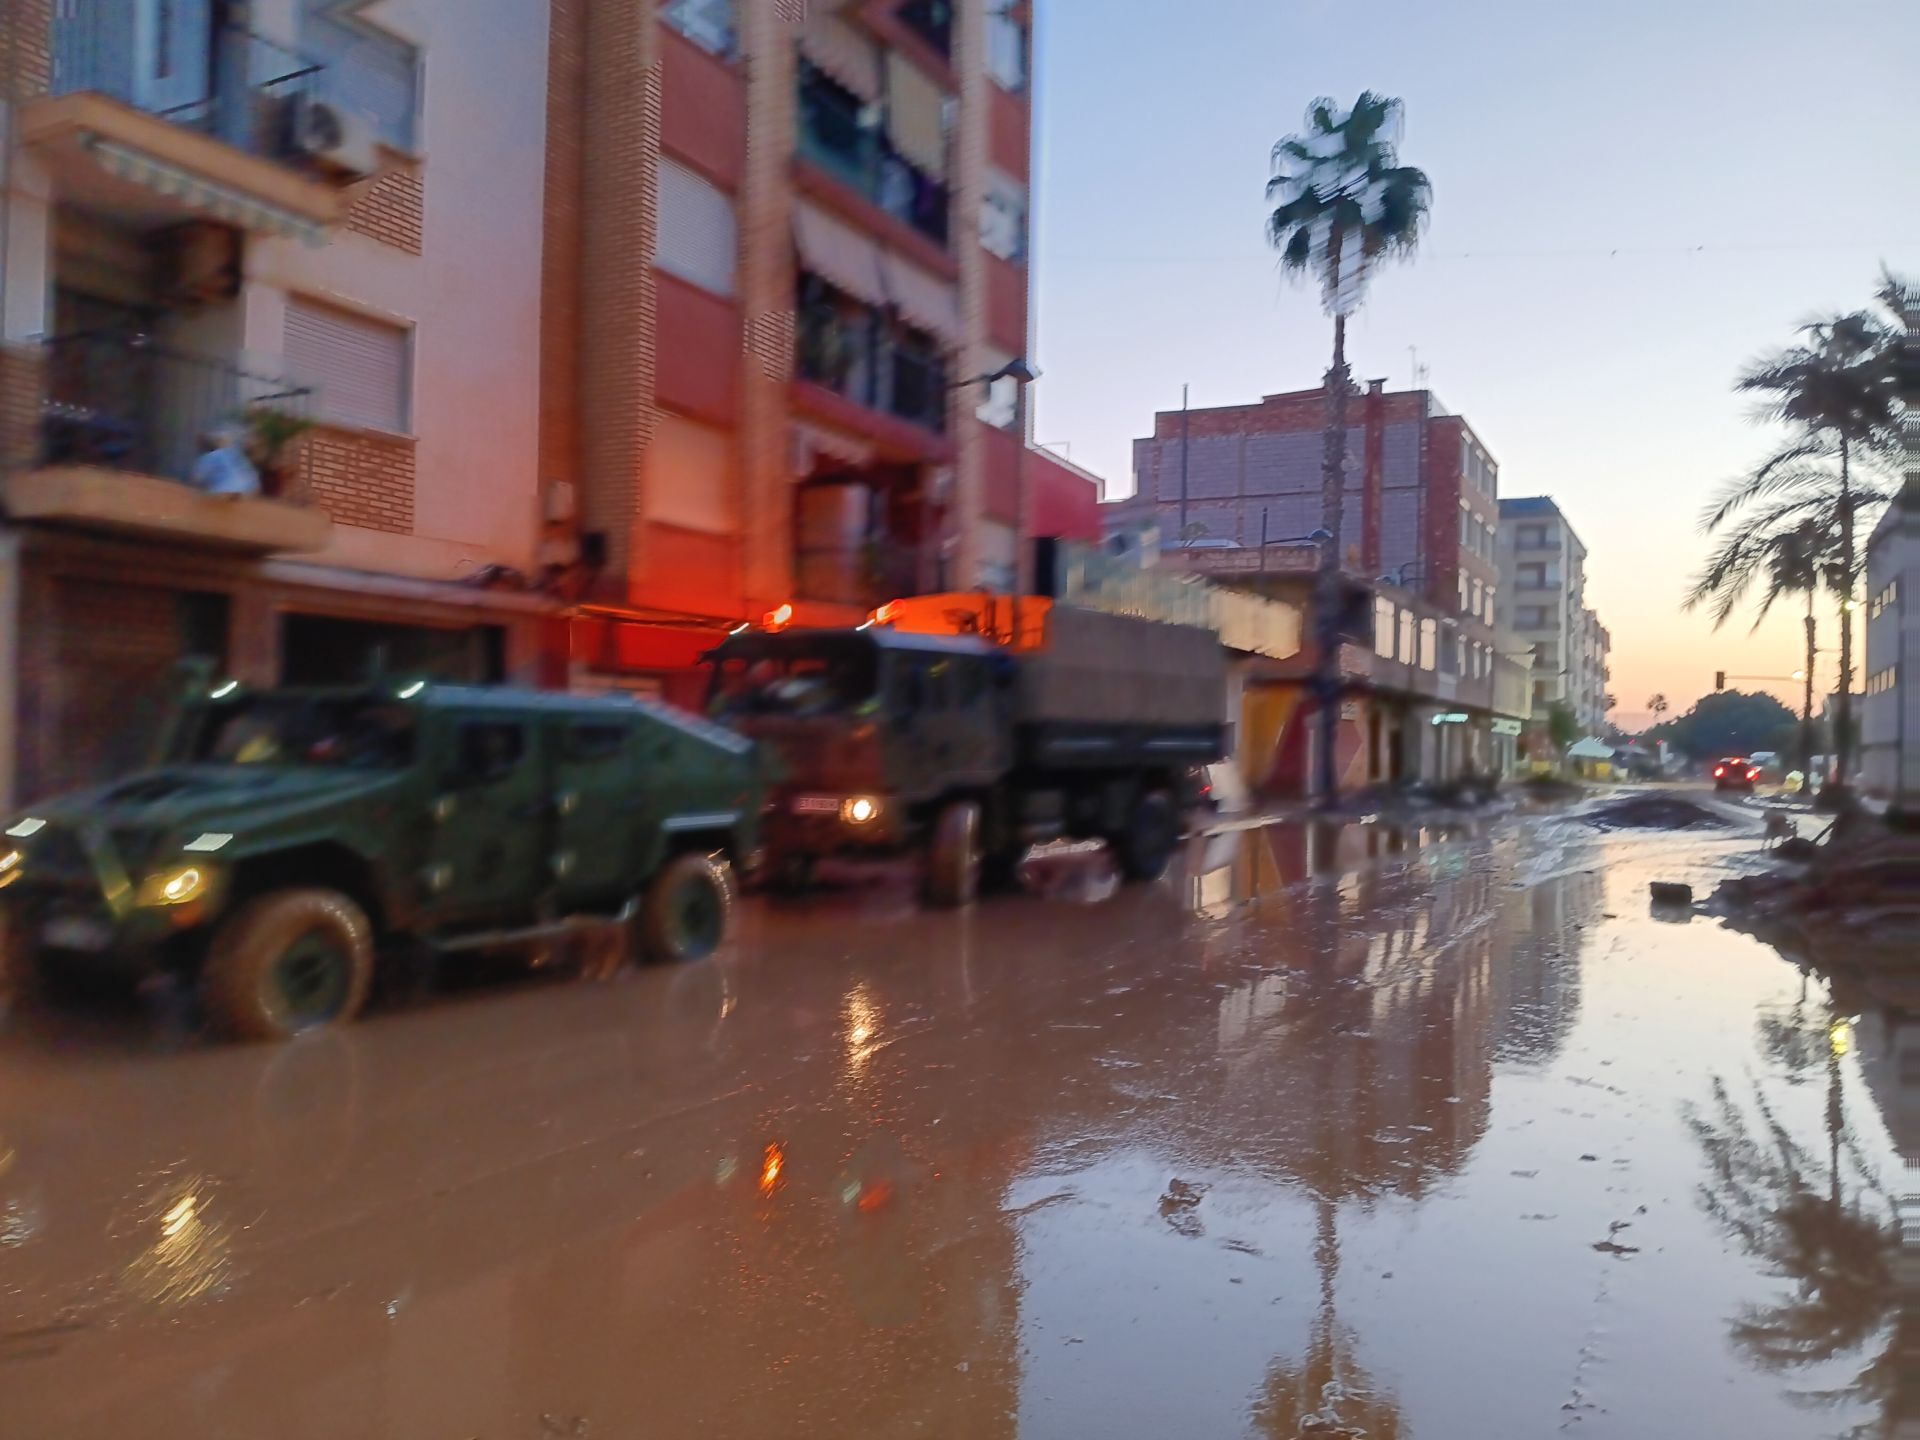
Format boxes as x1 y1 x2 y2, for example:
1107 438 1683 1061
1105 384 1503 797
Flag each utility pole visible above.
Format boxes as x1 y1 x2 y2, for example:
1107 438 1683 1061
1178 384 1190 545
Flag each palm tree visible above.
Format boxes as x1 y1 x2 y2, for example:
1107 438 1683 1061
1730 312 1899 787
1648 694 1670 723
1266 93 1431 803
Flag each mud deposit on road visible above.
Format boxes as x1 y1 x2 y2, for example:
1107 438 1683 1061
1581 792 1736 831
0 812 1905 1439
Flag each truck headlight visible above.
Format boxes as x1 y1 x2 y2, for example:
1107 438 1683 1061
841 797 881 826
136 864 213 908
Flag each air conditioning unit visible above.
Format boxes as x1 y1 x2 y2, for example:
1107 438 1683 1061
285 96 379 179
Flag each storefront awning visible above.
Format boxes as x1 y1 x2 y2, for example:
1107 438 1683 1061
82 134 329 245
794 201 888 309
880 252 961 344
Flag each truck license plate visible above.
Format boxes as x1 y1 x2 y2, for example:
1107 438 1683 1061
43 916 112 952
792 795 840 815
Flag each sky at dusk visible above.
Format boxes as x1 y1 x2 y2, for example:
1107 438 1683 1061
1026 0 1920 730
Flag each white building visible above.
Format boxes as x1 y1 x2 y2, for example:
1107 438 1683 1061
1 0 553 802
1495 496 1610 734
1862 494 1919 801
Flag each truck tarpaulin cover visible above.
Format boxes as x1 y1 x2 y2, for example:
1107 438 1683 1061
1019 608 1225 729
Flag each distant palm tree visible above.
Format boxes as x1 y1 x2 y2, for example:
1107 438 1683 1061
1648 694 1671 724
1266 93 1431 802
1726 311 1899 786
1689 450 1892 780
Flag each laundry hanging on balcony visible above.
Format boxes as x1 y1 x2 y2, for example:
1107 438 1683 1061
79 134 329 246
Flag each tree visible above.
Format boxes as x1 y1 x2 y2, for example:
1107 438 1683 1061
1266 93 1431 803
1647 693 1671 725
1546 701 1578 751
1647 690 1798 761
1719 304 1902 786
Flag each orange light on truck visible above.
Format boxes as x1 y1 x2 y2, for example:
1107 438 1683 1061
764 603 794 632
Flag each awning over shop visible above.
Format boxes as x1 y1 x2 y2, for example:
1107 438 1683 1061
82 134 328 245
801 13 881 101
880 251 961 344
792 418 877 475
884 52 947 178
794 201 887 308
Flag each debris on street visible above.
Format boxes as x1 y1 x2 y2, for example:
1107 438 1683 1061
1581 794 1733 831
1717 810 1920 938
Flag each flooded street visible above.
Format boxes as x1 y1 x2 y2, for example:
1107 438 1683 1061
0 809 1908 1439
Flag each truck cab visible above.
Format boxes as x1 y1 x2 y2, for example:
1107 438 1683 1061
2 680 765 1039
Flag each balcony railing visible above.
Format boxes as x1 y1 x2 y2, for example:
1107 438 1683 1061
797 64 950 247
39 332 313 495
51 18 325 165
896 0 955 56
797 295 949 435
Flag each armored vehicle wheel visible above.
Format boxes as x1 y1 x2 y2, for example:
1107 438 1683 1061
202 888 375 1042
924 800 981 908
643 853 731 963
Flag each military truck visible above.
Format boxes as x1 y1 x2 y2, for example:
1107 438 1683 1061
0 680 765 1040
705 594 1224 904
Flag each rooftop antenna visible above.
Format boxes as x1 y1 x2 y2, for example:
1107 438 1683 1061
1408 346 1429 391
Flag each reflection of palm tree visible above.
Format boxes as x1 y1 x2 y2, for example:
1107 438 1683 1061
1755 971 1829 1086
1253 1198 1404 1439
1685 1045 1897 1432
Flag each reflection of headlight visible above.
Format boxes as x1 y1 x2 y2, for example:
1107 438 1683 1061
841 797 880 825
136 864 212 908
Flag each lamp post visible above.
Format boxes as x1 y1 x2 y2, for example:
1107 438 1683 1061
952 358 1040 593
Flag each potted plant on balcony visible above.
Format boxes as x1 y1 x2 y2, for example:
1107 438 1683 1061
245 406 314 500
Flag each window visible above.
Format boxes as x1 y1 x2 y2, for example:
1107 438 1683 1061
1518 524 1547 548
1484 587 1496 625
1870 578 1901 620
1516 605 1550 630
1397 610 1415 665
981 169 1028 261
564 723 629 764
1419 618 1437 672
285 299 412 434
986 0 1028 91
1868 665 1900 696
1375 597 1396 657
655 159 738 297
1471 578 1484 616
662 0 737 57
455 722 526 783
1516 563 1548 590
1458 573 1469 613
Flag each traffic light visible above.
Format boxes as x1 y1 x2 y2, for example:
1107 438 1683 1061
1715 670 1726 691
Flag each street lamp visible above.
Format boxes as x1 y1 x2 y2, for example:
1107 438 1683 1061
951 358 1041 592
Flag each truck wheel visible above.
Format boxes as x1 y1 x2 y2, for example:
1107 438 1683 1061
202 889 375 1042
1116 791 1179 883
643 853 730 963
925 800 981 908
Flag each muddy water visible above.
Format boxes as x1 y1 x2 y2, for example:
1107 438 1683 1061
0 813 1907 1438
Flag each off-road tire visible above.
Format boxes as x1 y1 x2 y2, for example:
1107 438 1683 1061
925 800 981 908
202 888 375 1042
643 853 731 963
1115 791 1179 883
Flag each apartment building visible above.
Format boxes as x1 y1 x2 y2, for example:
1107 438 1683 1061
1862 495 1918 800
1495 496 1609 735
1 0 555 804
1104 382 1504 795
0 0 1045 797
546 0 1038 703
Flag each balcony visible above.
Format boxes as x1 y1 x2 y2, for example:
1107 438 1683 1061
796 63 950 249
23 19 343 238
7 333 332 554
796 287 949 436
896 0 955 56
794 540 924 610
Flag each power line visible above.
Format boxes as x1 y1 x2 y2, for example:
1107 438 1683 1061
1048 239 1920 266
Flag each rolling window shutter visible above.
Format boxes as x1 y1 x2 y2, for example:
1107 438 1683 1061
285 298 410 433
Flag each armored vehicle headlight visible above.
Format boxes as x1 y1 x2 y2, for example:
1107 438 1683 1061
137 863 213 908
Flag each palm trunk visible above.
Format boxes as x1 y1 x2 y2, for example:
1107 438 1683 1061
1314 311 1350 804
1835 437 1856 787
1801 602 1816 782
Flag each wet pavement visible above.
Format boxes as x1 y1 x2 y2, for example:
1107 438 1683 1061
1 803 1912 1438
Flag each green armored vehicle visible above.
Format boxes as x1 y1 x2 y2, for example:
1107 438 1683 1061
0 679 765 1040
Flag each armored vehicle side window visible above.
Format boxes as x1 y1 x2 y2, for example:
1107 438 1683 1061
953 659 984 708
197 697 415 769
564 723 629 763
455 721 526 783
